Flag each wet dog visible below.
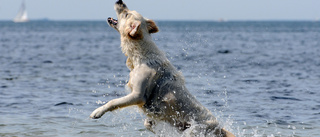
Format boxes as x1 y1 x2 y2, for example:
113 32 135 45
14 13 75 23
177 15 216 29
90 0 235 136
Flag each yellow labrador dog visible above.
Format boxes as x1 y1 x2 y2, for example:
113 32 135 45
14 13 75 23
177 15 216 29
90 0 235 136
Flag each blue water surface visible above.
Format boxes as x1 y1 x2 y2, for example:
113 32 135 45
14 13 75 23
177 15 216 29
0 21 320 136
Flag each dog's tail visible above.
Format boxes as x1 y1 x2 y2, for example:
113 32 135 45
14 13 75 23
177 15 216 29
205 120 235 137
222 128 236 137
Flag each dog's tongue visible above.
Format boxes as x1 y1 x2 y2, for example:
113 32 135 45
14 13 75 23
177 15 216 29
113 19 118 25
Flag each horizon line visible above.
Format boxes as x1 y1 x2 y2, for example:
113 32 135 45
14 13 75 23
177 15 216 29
0 19 319 22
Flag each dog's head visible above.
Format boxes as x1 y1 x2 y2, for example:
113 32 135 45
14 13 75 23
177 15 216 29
107 0 159 39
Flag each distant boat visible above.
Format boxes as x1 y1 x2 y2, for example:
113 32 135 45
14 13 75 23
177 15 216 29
13 0 28 23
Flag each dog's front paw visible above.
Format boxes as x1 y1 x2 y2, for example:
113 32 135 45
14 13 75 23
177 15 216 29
90 106 106 119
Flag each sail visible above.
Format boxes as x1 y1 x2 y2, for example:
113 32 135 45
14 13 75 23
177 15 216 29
13 0 28 22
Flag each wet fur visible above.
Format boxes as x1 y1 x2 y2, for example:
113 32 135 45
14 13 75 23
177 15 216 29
90 1 235 137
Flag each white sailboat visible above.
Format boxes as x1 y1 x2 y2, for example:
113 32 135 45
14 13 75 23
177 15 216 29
13 0 28 23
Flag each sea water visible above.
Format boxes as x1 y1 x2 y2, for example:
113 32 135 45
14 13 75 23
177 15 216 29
0 21 319 136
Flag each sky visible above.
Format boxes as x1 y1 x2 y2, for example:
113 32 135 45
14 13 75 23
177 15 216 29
0 0 320 21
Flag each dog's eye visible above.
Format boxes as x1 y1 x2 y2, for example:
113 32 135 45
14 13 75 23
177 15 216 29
125 13 129 18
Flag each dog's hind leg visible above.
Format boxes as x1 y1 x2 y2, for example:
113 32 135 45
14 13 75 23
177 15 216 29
144 118 156 133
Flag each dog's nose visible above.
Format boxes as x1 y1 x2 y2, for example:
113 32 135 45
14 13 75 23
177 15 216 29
116 0 123 4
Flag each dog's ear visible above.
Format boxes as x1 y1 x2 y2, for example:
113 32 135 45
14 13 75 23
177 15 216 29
129 21 141 38
146 20 159 34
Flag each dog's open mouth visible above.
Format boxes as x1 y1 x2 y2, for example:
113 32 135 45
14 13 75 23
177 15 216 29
108 17 118 26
